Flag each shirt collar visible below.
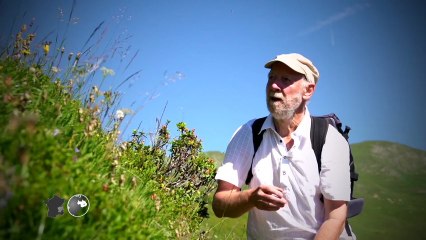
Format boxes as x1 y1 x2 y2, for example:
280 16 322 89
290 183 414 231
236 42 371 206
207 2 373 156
260 107 312 145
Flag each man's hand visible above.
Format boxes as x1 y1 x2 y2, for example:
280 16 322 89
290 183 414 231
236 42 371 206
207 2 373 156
249 185 287 211
213 181 287 218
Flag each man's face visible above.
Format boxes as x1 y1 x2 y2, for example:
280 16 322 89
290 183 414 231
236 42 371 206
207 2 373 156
266 62 307 120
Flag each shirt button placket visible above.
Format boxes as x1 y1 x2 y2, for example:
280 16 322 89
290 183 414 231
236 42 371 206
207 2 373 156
281 155 292 197
280 156 289 184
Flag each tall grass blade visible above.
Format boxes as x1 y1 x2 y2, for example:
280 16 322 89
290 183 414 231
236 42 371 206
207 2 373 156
80 21 105 53
114 69 141 92
68 0 77 26
124 49 138 73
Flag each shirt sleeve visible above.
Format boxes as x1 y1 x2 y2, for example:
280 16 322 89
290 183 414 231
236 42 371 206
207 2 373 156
319 125 351 201
215 121 254 188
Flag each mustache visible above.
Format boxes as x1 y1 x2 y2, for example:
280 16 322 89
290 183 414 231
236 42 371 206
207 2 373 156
269 93 284 100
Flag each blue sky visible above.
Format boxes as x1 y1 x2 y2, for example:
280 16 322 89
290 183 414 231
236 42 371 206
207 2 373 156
1 0 425 152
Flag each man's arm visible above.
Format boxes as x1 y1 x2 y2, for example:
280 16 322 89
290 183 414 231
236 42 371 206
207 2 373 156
314 199 347 240
212 180 287 218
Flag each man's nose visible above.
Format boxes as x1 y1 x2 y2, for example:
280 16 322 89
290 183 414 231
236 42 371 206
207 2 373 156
270 81 282 91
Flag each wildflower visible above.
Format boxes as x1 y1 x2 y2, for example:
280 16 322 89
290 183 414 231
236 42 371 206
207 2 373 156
101 66 115 78
53 128 60 136
68 52 74 61
73 52 82 68
73 147 80 162
112 159 119 167
119 174 125 186
89 87 100 103
115 110 125 120
120 142 127 151
111 177 117 185
28 33 36 41
131 177 137 188
43 42 51 55
29 67 36 73
21 49 31 56
51 66 60 73
21 24 27 33
92 85 99 94
150 194 161 211
89 93 95 103
92 105 100 116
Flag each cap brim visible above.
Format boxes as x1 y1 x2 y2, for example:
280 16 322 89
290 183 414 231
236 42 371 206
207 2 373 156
264 59 305 76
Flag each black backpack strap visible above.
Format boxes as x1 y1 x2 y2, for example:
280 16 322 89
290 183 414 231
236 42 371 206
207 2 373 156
310 116 329 173
311 115 355 235
245 117 267 185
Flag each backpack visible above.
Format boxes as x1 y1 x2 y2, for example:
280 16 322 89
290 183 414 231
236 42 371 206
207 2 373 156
246 114 364 220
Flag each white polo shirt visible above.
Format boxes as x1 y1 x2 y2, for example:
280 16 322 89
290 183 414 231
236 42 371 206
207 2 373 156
215 108 351 240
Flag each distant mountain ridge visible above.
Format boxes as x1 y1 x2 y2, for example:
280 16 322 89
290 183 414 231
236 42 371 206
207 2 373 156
205 141 426 239
352 141 426 176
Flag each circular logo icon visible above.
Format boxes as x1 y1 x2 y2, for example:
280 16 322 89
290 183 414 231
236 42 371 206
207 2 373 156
67 194 90 217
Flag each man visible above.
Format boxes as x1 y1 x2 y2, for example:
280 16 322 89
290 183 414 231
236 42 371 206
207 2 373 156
212 53 353 239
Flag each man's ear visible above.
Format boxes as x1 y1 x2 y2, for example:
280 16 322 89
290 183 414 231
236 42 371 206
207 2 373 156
303 83 316 101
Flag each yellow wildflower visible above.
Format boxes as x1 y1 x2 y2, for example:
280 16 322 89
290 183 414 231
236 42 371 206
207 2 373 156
43 42 50 55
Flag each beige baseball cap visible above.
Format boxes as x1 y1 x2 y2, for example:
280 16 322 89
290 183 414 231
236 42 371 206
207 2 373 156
264 53 320 84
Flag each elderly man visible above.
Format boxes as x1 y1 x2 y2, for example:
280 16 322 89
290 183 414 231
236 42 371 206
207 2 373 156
212 53 354 239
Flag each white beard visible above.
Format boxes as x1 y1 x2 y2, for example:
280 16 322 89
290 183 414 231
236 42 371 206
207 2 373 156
267 92 303 120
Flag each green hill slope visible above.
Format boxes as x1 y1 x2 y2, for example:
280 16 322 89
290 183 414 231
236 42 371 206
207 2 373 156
350 141 426 239
204 141 426 239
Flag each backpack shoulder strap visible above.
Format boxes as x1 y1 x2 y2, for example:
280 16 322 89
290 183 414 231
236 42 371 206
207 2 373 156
245 117 267 185
311 114 364 224
310 116 329 173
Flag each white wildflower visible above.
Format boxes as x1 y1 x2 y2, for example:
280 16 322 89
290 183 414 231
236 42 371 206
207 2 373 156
101 66 115 78
51 66 61 73
92 85 99 94
115 110 125 120
29 67 36 73
120 142 128 151
53 128 60 136
121 108 134 115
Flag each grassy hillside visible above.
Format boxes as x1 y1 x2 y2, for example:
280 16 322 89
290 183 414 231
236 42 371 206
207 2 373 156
0 58 216 238
204 141 426 239
350 141 426 239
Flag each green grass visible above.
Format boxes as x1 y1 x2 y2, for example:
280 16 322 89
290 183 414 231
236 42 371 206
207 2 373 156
0 59 163 239
202 208 248 240
0 58 216 239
